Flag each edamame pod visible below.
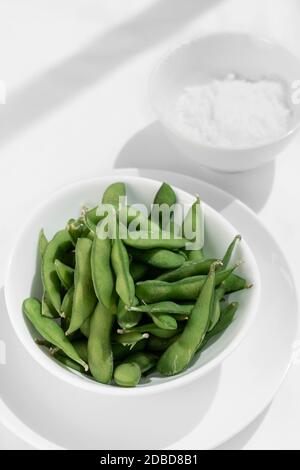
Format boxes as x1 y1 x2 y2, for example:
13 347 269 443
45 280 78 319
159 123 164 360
111 225 135 306
156 258 217 282
113 331 149 346
42 292 59 319
153 182 177 207
129 248 185 270
23 298 88 371
80 318 90 338
135 265 235 303
182 196 204 261
147 312 177 330
88 302 114 384
126 352 157 374
200 302 239 351
102 182 126 206
123 233 187 251
223 274 252 293
150 182 177 229
42 229 74 313
117 297 141 330
61 286 74 318
119 323 179 339
83 182 125 227
54 259 74 290
67 218 89 245
127 301 194 317
222 235 241 268
208 282 226 331
91 228 114 309
38 229 48 259
72 339 88 363
66 238 97 335
157 262 221 376
127 305 177 330
54 353 87 374
114 362 141 387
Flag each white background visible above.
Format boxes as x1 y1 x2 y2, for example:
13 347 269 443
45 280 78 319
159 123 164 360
0 0 300 450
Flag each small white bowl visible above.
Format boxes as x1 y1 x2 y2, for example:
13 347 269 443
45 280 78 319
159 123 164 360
5 175 260 395
150 33 300 172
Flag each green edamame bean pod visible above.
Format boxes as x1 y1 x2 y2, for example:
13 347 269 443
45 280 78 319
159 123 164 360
42 292 59 319
88 302 114 384
38 229 48 259
222 235 241 268
91 226 114 309
112 331 149 346
66 238 97 335
111 225 135 307
223 273 252 294
72 339 88 363
54 353 87 374
114 362 141 387
129 247 185 270
182 196 204 261
199 302 239 351
135 265 237 303
82 182 125 228
123 232 187 251
54 259 74 290
127 305 177 330
126 352 157 374
119 323 179 339
150 182 177 229
80 317 90 338
157 261 221 376
102 182 126 206
127 301 194 316
67 218 89 245
208 282 227 331
23 298 88 371
156 258 217 282
117 297 141 330
42 229 74 313
61 286 74 318
147 312 177 330
187 249 204 262
153 182 177 207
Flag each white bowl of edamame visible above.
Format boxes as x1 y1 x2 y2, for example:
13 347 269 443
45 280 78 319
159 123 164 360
5 175 260 395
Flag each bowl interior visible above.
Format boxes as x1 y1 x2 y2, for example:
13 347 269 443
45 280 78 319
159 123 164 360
5 175 260 394
151 33 300 138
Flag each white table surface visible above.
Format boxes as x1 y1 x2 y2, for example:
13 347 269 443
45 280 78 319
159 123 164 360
0 0 300 450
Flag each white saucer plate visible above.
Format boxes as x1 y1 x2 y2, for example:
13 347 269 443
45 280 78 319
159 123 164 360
0 168 298 450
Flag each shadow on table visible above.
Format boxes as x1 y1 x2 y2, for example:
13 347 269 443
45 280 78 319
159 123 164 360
115 121 276 212
0 0 223 148
0 287 221 449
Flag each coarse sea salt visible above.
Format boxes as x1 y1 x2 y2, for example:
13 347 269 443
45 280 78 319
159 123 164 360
175 75 291 148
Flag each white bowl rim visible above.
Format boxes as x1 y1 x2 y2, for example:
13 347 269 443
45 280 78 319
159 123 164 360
5 175 261 396
149 31 300 152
